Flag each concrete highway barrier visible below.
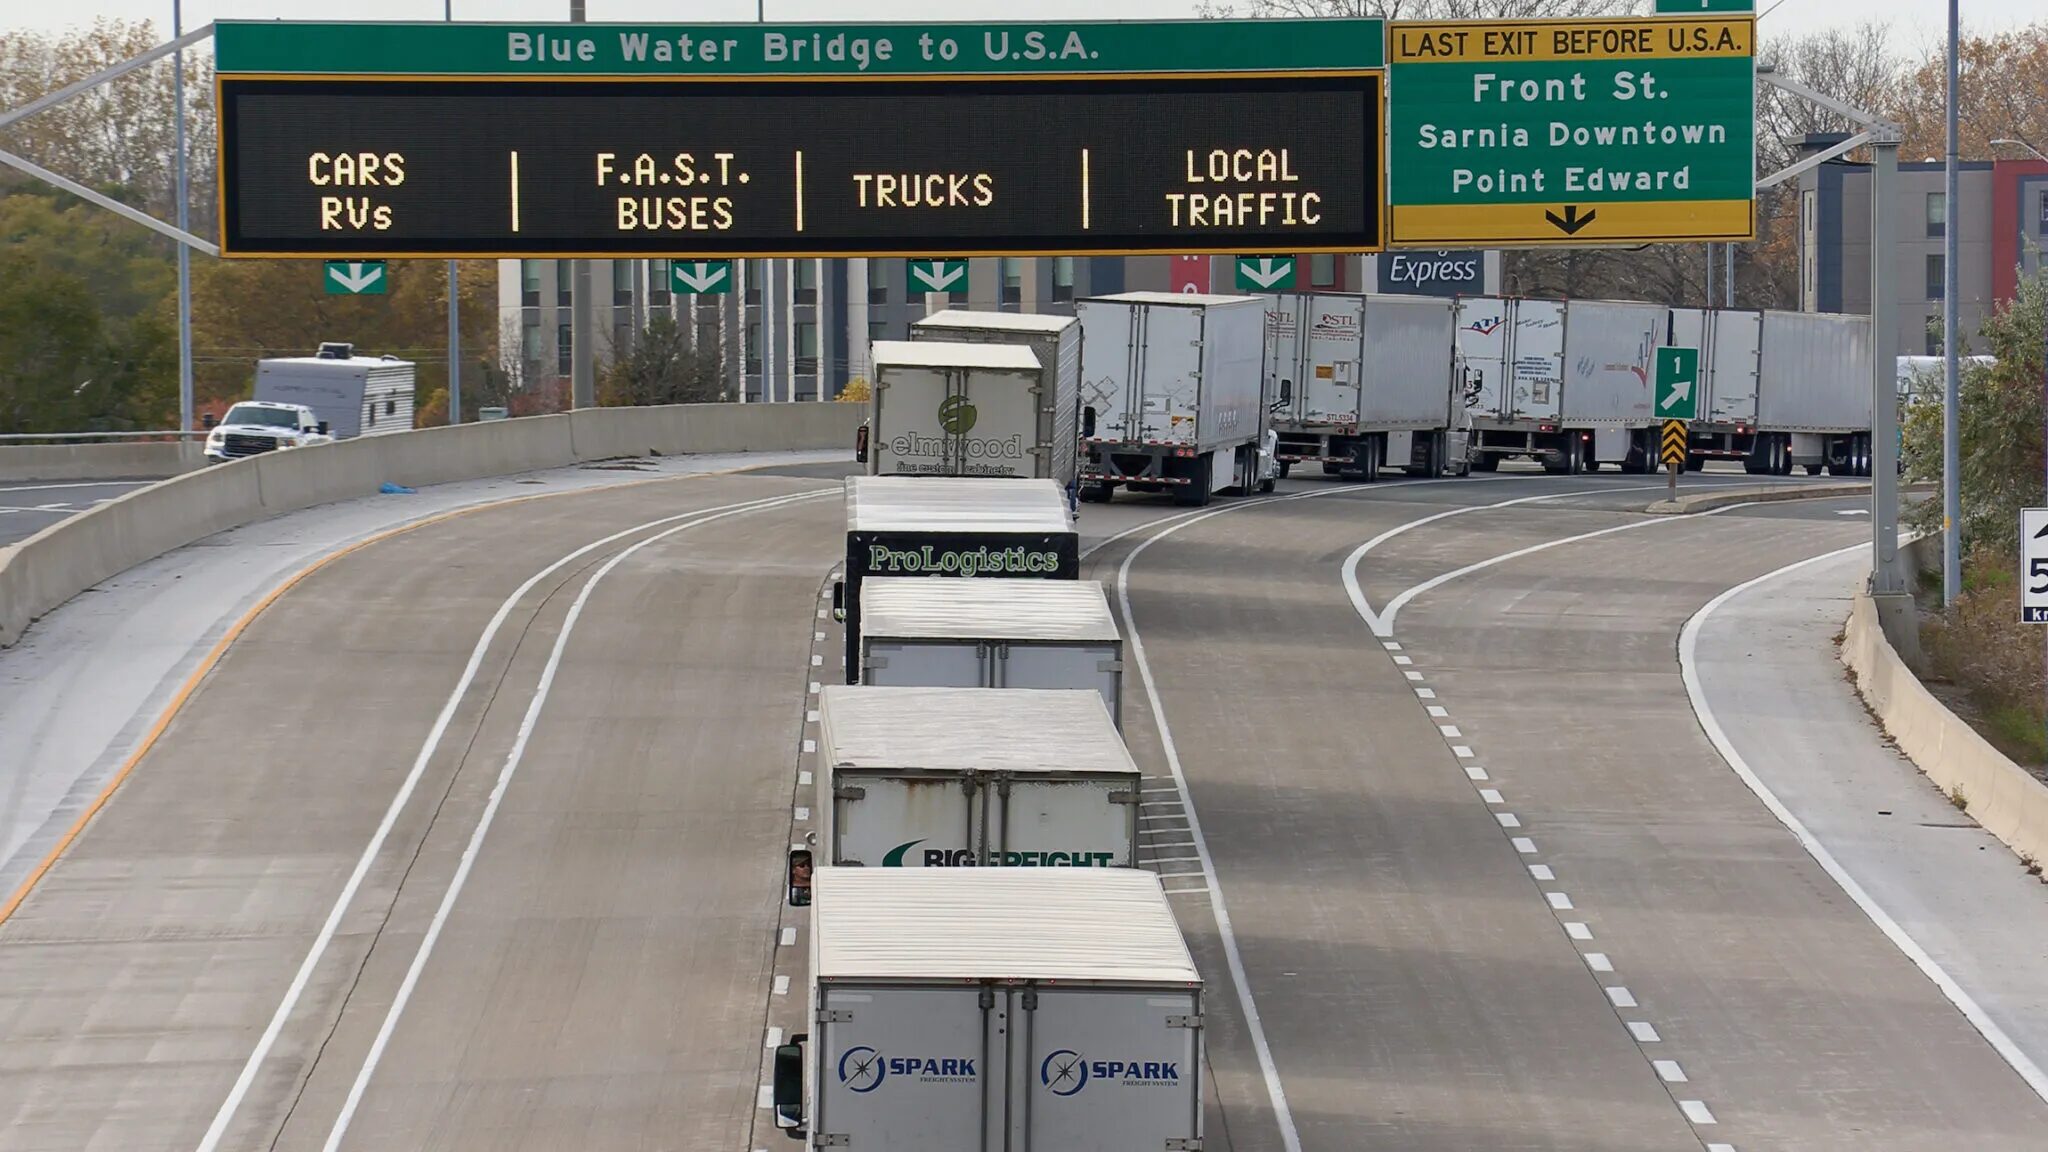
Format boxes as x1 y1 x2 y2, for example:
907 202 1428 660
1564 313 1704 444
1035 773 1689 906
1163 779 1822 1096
1643 481 1871 515
0 402 860 647
0 441 206 483
1842 590 2048 870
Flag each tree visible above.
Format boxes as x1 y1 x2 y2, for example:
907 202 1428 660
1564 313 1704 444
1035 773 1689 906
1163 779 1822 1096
837 377 871 404
1892 23 2048 165
598 314 728 406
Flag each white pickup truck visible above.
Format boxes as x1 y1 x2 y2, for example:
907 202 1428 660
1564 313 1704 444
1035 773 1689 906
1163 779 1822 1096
203 401 333 463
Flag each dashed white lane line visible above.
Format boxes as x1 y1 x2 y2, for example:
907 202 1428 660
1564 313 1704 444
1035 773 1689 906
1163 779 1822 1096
1438 724 1463 738
1392 654 1413 665
1416 688 1437 699
793 807 809 822
797 770 812 787
801 739 815 753
809 654 822 666
1585 953 1614 973
1511 837 1537 854
1606 986 1638 1008
1653 1059 1688 1083
757 1086 773 1110
1707 1144 1737 1152
766 1026 783 1049
1679 1100 1717 1125
813 630 824 641
808 681 821 694
1426 705 1450 718
773 975 790 996
1565 922 1593 941
1464 765 1489 781
806 709 819 722
1479 788 1504 804
1404 670 1424 681
1528 864 1554 881
1495 813 1522 829
779 927 797 947
1629 1021 1661 1042
1545 892 1573 910
1382 641 1402 651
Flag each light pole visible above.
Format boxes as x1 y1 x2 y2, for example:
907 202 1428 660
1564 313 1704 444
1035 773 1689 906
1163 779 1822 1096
1942 0 1961 606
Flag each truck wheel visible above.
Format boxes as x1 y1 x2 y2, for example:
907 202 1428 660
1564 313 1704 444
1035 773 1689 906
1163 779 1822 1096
1686 455 1705 472
1805 464 1823 476
1079 481 1114 504
1277 460 1292 479
1472 453 1498 473
1258 476 1277 494
1173 455 1213 507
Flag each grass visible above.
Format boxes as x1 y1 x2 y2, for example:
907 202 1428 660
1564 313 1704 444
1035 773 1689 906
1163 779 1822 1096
1916 553 2048 779
1986 705 2048 766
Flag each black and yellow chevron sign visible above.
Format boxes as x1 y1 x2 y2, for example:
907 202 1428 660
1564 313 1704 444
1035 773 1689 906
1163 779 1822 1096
1659 420 1688 468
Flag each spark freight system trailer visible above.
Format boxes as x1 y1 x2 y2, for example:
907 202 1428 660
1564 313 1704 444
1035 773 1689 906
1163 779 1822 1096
1264 292 1470 480
882 310 1084 493
1075 291 1277 506
857 577 1123 726
814 685 1140 869
835 476 1079 684
771 868 1205 1151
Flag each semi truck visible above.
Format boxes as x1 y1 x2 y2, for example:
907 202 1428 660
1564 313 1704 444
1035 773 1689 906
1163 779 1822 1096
1455 296 1579 473
1666 309 1878 475
876 310 1084 494
835 476 1079 683
1074 291 1278 506
862 340 1055 481
814 685 1140 869
772 867 1205 1151
857 577 1123 726
1264 292 1471 481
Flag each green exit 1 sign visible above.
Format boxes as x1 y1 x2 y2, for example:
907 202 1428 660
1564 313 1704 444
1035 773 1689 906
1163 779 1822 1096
1655 345 1701 420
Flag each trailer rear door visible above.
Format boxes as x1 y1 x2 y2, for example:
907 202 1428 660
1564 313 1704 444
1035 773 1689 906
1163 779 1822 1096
1018 987 1202 1152
817 986 993 1150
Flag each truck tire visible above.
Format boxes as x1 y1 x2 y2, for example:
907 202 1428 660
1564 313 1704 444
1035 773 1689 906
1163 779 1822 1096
1079 481 1115 504
1806 463 1824 476
1277 460 1292 479
1173 455 1214 507
1404 433 1441 478
1472 453 1499 473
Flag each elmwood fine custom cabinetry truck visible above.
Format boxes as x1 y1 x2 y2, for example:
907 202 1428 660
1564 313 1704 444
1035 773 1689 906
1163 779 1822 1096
835 476 1078 684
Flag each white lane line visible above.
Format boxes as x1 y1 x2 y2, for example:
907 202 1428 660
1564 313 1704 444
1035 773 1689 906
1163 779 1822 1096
1546 891 1572 910
0 480 154 493
1404 671 1425 682
766 1026 784 1049
1392 654 1413 665
808 681 821 694
806 710 819 723
1495 813 1521 829
1451 745 1475 758
1382 641 1402 651
757 1085 773 1110
1606 986 1638 1008
1511 837 1537 854
1347 493 1754 637
1679 1100 1717 1125
1438 724 1462 738
797 770 812 787
780 927 798 947
1464 765 1489 781
1679 542 2048 1104
1479 788 1504 804
1148 855 1203 864
817 608 826 619
793 807 810 822
809 654 822 666
1707 1144 1736 1152
1565 921 1593 940
1585 953 1614 973
1426 705 1450 718
802 739 815 753
773 975 790 996
313 491 830 1152
1416 688 1437 699
1341 482 1671 635
1653 1059 1687 1083
1629 1021 1661 1042
1528 864 1554 880
192 488 827 1152
813 630 824 641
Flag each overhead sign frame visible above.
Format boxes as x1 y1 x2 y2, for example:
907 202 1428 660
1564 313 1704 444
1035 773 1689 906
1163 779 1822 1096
1385 13 1756 248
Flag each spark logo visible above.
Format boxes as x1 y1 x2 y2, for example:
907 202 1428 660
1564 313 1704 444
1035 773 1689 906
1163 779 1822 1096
1039 1048 1181 1096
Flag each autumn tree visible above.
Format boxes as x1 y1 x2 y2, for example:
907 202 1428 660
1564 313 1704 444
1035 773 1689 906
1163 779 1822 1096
1893 23 2048 164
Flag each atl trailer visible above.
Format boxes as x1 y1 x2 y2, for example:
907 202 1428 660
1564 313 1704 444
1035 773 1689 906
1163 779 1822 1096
899 309 1084 494
814 685 1140 869
772 867 1205 1151
1455 296 1582 473
1264 292 1469 480
1075 291 1277 506
857 577 1124 726
835 476 1078 683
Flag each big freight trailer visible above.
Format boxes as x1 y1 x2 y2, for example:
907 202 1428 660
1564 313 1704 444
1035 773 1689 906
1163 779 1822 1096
1075 291 1277 506
815 685 1140 869
836 476 1079 684
858 577 1123 726
1264 292 1470 480
771 867 1205 1151
895 310 1084 493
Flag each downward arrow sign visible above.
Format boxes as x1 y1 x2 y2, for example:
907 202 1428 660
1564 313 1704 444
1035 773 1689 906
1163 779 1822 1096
1660 378 1693 410
1239 258 1290 289
1543 205 1597 235
328 262 384 293
675 262 728 292
911 263 964 292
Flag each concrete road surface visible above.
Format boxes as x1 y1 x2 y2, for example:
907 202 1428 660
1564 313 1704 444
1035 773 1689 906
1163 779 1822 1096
0 480 153 546
5 465 2044 1152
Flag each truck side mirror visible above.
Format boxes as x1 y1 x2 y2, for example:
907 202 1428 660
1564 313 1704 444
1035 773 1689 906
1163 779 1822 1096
1276 379 1293 406
831 580 846 622
854 423 869 464
202 413 218 430
1080 406 1096 438
773 1036 808 1134
316 421 331 436
787 848 812 907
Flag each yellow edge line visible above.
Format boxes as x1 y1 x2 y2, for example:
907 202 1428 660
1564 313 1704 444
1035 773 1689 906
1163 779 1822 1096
0 460 807 929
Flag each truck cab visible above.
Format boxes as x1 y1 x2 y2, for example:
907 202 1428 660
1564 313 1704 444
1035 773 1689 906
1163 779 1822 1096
203 401 332 463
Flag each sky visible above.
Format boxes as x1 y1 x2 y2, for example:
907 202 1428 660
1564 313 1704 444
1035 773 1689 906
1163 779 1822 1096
5 0 2042 54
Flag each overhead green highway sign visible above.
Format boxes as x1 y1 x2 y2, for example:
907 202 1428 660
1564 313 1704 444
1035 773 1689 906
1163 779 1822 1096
1387 14 1756 247
213 19 1385 76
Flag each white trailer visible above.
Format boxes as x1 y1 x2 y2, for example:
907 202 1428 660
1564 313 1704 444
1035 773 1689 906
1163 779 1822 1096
1265 292 1468 481
1075 291 1277 506
772 867 1205 1151
1660 309 1873 475
815 685 1139 869
858 577 1123 726
897 310 1084 493
1558 299 1666 473
836 476 1080 684
253 346 415 440
864 341 1047 480
1457 296 1582 472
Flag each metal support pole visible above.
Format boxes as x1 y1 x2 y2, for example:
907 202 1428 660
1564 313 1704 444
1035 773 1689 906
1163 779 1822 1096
1705 242 1714 307
446 0 460 425
1871 138 1904 595
1942 0 1962 604
1725 241 1734 308
569 0 594 409
173 0 192 435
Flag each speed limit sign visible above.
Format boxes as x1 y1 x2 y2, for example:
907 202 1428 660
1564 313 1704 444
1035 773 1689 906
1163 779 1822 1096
2024 508 2048 623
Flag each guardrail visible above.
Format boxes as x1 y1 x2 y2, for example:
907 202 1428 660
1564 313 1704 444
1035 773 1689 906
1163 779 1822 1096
0 401 861 646
0 440 208 482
